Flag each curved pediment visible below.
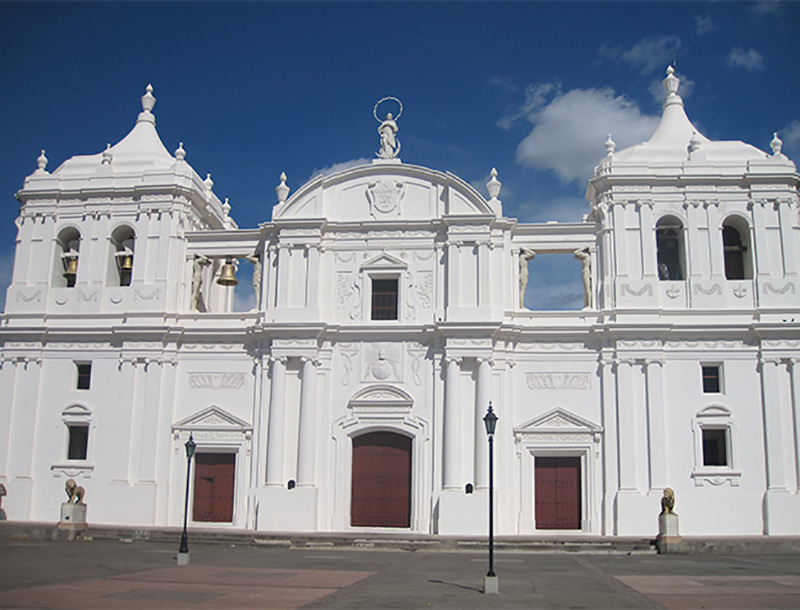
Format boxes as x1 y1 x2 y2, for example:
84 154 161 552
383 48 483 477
272 161 499 222
349 384 414 408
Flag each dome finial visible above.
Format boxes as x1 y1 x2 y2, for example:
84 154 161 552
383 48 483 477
663 64 681 101
141 84 156 113
770 132 783 156
204 173 214 193
36 149 48 171
276 172 290 203
604 133 616 156
101 143 113 165
222 197 231 217
175 142 186 161
486 167 502 201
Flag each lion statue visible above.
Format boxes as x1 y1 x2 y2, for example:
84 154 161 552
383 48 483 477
660 487 675 515
65 479 85 505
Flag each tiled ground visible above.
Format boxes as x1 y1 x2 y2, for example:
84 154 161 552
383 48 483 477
616 574 800 609
0 565 374 609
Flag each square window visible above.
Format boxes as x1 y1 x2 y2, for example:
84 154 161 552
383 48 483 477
702 428 728 467
76 363 91 390
67 425 89 460
701 365 721 393
371 278 398 320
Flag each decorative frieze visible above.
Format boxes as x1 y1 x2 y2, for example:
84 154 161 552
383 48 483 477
187 372 247 389
525 372 590 390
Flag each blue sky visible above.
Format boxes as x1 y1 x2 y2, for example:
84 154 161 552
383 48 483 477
1 1 798 310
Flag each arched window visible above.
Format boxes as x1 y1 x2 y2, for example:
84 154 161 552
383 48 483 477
109 225 136 286
722 217 751 280
54 227 81 288
656 216 685 281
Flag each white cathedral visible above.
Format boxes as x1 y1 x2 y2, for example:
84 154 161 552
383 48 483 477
2 68 799 538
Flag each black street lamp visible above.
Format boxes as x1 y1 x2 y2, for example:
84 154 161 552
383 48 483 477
178 433 197 565
483 402 499 594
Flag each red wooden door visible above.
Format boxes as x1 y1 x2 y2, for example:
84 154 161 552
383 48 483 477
535 456 581 529
351 432 411 527
193 453 235 522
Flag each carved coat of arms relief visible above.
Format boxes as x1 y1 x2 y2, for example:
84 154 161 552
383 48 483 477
366 180 405 220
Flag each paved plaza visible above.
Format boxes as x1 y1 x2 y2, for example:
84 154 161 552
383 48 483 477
0 539 799 609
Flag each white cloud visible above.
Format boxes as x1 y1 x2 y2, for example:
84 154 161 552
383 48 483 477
513 85 659 183
728 48 765 71
780 119 800 155
750 0 783 18
694 14 714 34
308 157 371 180
648 72 694 104
497 82 559 130
599 35 681 74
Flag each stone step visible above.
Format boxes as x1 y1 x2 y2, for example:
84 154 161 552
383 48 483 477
0 521 656 554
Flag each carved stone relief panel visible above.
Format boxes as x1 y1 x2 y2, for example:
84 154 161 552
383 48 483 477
362 342 403 382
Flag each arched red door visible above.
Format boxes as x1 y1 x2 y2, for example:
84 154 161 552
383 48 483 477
351 432 411 527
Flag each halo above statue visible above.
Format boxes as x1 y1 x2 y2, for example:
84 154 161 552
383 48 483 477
374 96 403 159
373 96 403 123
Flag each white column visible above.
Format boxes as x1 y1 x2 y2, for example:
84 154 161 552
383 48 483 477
306 245 321 308
447 241 460 308
443 356 462 490
297 357 318 487
685 202 704 279
750 200 772 277
477 241 489 307
276 245 290 308
760 357 788 491
612 203 628 277
474 357 492 488
645 359 667 490
616 359 638 491
790 359 800 489
639 201 657 278
706 202 725 279
777 200 798 277
265 356 287 486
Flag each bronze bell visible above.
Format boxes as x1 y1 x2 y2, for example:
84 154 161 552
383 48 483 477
119 254 133 286
216 258 238 286
119 255 133 272
62 257 78 286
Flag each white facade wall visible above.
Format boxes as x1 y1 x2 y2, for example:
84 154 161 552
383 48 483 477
2 77 799 538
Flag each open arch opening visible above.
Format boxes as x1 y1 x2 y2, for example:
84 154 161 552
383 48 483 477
722 217 751 280
656 215 685 281
108 225 136 286
54 227 81 288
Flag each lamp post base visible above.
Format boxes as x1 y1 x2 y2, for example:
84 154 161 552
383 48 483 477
177 551 190 566
484 575 499 595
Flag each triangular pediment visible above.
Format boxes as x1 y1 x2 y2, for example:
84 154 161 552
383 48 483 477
515 408 601 434
172 405 252 431
360 252 408 270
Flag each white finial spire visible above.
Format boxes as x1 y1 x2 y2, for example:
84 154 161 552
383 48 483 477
604 133 616 156
204 173 214 193
663 65 681 104
770 132 783 156
276 172 290 203
222 197 231 217
101 143 113 165
36 149 48 171
174 142 186 161
141 84 156 113
486 167 502 201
